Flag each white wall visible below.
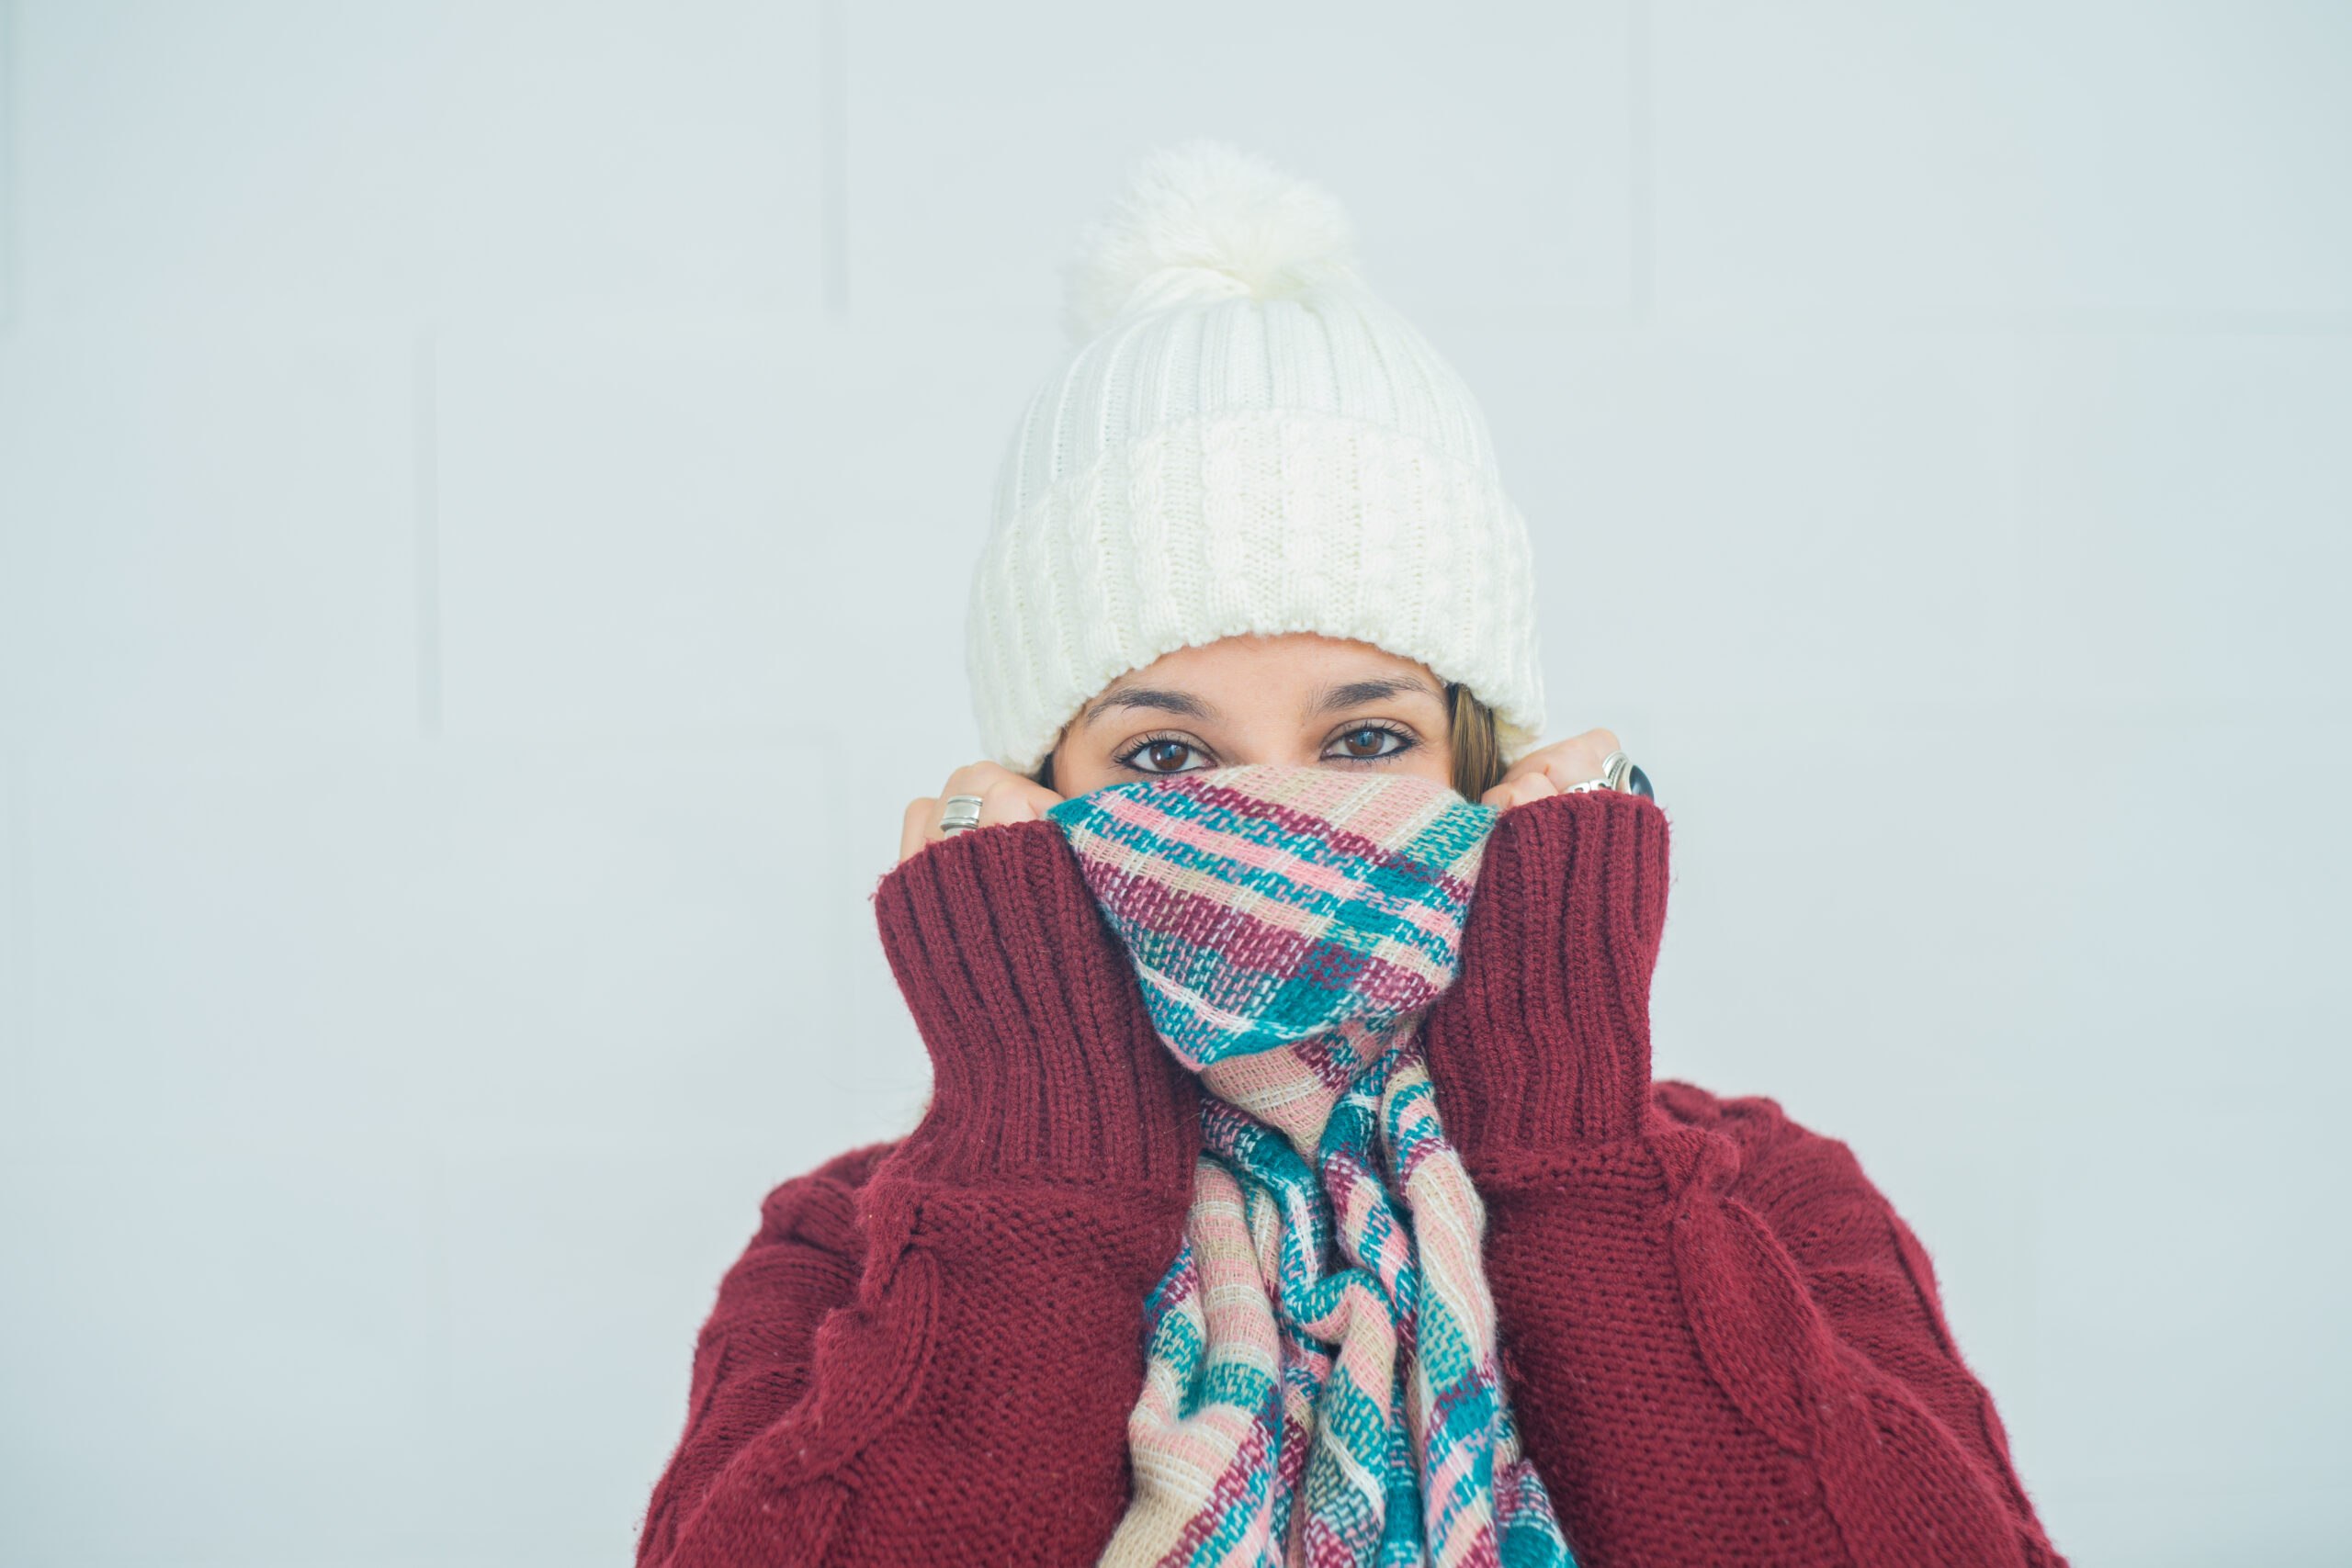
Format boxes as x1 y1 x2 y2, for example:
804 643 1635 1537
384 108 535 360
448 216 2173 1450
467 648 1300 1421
2 3 2346 1563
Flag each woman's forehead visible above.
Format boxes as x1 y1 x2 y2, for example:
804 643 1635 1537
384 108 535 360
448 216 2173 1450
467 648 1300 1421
1123 633 1438 685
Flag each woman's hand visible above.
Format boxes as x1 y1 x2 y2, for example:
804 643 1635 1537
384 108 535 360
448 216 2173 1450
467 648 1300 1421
898 761 1066 864
1479 728 1624 810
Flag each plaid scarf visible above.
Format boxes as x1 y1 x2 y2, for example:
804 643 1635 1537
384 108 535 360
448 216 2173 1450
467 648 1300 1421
1046 763 1575 1568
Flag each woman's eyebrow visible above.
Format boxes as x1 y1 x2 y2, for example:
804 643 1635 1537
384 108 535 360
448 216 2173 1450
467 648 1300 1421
1081 677 1436 727
1082 686 1219 725
1306 676 1442 714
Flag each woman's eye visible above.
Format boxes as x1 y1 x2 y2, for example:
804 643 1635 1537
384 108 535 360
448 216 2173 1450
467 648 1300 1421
1125 738 1204 773
1329 726 1408 761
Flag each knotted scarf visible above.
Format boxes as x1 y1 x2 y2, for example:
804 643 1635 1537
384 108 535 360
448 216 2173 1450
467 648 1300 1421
1044 763 1576 1568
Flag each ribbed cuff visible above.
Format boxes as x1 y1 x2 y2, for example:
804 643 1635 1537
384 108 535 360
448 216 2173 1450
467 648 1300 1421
1422 789 1672 1162
871 818 1202 1189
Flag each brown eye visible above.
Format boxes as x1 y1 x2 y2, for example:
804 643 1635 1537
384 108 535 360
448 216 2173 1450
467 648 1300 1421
1119 736 1205 774
1330 726 1408 761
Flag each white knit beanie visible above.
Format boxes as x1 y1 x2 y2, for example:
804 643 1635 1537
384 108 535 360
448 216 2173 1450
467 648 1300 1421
965 139 1546 776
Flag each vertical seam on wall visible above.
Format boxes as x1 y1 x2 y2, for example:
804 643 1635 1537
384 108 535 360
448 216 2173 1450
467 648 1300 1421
1629 0 1654 323
0 746 17 1098
413 329 442 739
0 0 18 337
820 0 848 317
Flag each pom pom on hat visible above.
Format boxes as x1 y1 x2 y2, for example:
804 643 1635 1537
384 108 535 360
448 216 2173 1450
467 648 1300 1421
1060 139 1364 344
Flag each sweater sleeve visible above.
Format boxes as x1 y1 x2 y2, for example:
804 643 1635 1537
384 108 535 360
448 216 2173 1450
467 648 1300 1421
1421 789 2066 1568
635 1143 888 1565
635 818 1202 1568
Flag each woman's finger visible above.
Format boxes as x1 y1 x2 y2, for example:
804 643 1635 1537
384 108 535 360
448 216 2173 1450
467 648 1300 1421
899 796 939 864
1480 769 1551 809
1485 728 1625 809
898 763 1069 863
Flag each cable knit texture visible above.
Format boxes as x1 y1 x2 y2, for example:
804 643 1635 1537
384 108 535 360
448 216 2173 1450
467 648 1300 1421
634 791 2066 1568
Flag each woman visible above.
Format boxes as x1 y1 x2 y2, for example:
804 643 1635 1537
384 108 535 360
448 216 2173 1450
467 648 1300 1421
635 142 2064 1567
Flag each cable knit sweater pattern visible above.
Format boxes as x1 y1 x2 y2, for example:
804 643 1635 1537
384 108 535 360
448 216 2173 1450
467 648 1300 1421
632 790 2065 1568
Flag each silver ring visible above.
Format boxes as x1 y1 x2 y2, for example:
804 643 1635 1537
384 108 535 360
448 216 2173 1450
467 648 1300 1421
938 794 985 835
1566 750 1650 796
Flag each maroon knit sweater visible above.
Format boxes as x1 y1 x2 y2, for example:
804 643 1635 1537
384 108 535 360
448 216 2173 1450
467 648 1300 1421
634 789 2065 1567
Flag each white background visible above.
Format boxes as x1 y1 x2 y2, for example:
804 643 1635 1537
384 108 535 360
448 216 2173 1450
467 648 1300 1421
2 3 2347 1563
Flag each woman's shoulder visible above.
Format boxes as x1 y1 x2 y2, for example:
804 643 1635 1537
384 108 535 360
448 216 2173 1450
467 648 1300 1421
747 1138 904 1249
1650 1077 1813 1140
1646 1077 1886 1209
